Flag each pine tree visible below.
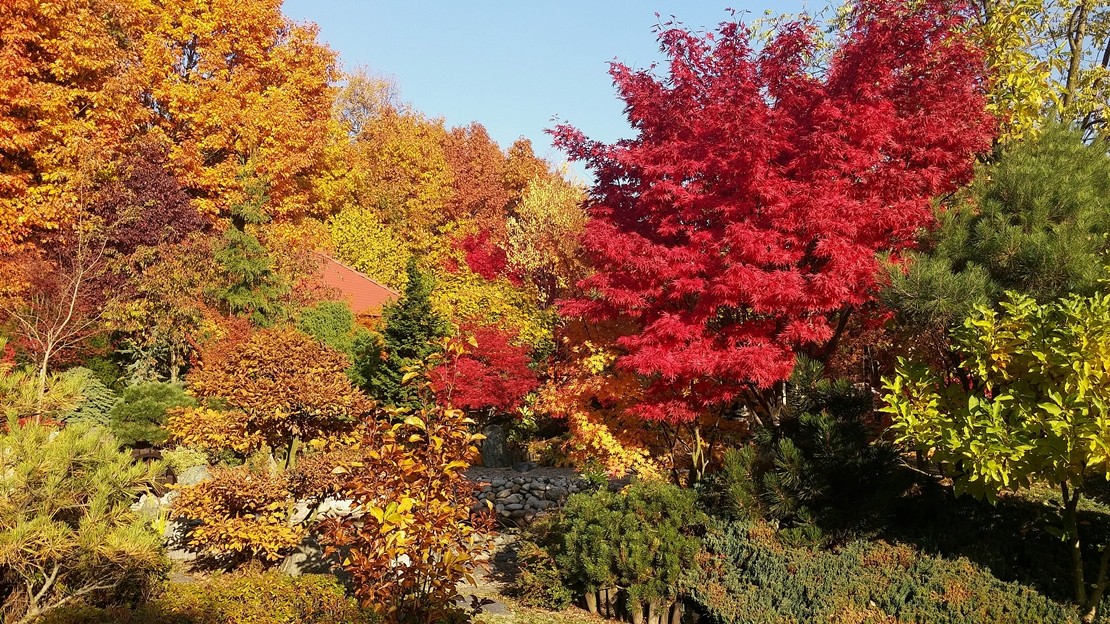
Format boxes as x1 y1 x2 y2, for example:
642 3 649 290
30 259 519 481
213 179 288 327
886 125 1110 329
358 260 450 407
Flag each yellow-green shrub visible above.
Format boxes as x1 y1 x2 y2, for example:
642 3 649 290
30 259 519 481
38 571 373 624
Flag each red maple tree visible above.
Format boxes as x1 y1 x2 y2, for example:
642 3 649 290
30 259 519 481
552 0 995 423
430 324 538 415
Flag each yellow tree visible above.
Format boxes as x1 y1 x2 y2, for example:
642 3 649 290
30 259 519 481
0 0 148 251
973 0 1110 141
506 174 588 304
328 207 411 290
137 0 336 219
354 109 454 252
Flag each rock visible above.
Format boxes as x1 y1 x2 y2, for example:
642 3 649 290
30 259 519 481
481 425 510 468
525 496 541 508
548 486 569 499
513 461 536 473
496 489 513 500
503 494 523 505
456 596 512 616
279 537 338 576
133 493 162 519
176 465 210 487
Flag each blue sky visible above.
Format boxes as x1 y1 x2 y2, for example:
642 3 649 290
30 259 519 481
280 1 812 172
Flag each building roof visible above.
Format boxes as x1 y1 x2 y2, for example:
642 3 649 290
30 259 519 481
315 253 399 316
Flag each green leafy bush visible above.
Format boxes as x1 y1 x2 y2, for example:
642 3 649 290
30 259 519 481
513 530 574 610
688 519 1079 624
109 382 196 447
296 300 378 387
0 422 167 624
159 446 208 476
38 571 374 624
533 480 704 618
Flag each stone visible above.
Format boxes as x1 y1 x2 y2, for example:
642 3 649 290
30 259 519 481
133 493 162 519
525 496 541 508
505 503 523 511
503 494 523 505
548 486 569 499
512 461 536 473
496 489 513 500
176 465 210 487
481 425 510 468
279 537 337 576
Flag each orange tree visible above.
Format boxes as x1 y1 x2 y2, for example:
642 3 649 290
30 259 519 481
180 325 371 467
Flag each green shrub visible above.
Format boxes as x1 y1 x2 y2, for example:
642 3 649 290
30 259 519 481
535 480 704 615
38 571 374 624
704 357 905 543
109 382 196 447
296 300 378 388
0 422 167 624
513 532 574 610
689 519 1079 624
159 446 208 476
63 367 120 426
297 301 365 355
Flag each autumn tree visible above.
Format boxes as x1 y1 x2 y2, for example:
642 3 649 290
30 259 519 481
0 227 113 416
137 0 336 219
553 0 994 424
90 141 211 258
183 325 371 467
328 207 411 290
0 0 148 252
442 122 510 227
507 174 588 304
968 0 1110 141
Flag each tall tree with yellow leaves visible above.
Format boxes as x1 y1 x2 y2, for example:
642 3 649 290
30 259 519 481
138 0 337 219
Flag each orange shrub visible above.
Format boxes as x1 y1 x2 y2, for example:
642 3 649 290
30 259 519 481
170 466 303 565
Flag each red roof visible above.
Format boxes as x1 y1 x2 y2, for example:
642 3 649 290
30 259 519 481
315 253 399 316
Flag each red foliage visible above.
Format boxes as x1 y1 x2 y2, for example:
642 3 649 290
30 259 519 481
552 0 994 423
430 324 539 413
454 230 519 284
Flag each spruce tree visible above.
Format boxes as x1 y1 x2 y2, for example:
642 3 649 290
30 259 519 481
358 260 450 407
213 179 288 327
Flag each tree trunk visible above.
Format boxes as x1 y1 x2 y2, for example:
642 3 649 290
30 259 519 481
1064 1 1092 111
1062 482 1088 608
668 601 683 624
585 590 598 614
35 348 52 422
285 435 301 470
1081 545 1110 623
